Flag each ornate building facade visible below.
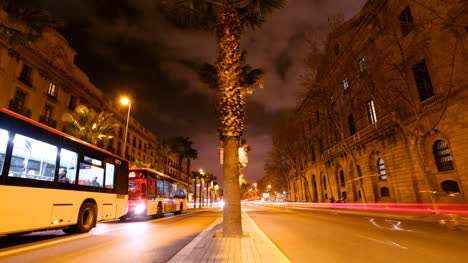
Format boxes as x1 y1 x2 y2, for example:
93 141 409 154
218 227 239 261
288 0 467 204
0 10 191 184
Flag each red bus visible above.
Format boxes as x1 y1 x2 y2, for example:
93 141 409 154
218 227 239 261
122 168 188 219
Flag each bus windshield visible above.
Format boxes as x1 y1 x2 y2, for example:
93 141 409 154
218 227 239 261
128 179 147 200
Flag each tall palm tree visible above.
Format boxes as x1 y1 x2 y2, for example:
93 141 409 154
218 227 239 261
165 136 198 181
0 0 62 45
160 0 287 237
62 105 117 146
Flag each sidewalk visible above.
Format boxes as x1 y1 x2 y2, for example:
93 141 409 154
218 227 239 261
168 209 291 263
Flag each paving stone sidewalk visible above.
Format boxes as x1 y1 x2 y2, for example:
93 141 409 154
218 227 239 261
168 210 291 263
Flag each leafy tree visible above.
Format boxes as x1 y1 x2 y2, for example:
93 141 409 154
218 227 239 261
0 0 62 45
160 0 287 236
62 105 117 146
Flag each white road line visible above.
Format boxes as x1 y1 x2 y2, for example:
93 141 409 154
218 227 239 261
356 235 408 249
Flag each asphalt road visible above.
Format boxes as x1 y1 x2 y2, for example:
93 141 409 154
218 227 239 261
244 204 468 263
0 209 221 263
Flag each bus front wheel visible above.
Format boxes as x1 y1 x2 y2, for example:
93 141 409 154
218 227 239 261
72 202 97 233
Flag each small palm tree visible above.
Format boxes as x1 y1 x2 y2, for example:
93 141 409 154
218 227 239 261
161 0 286 236
62 105 117 146
0 0 63 45
165 136 198 181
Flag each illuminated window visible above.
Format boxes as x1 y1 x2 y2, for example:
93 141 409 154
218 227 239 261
342 77 349 91
413 60 434 101
433 140 454 171
59 149 77 183
79 156 104 187
377 158 387 180
0 128 8 175
441 180 459 193
9 133 57 181
105 163 115 189
380 187 390 197
358 57 366 72
399 6 414 36
367 99 377 124
47 82 56 97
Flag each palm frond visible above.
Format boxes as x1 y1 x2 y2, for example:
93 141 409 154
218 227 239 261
240 0 287 29
159 0 219 30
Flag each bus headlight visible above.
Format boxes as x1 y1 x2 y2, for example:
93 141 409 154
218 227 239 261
135 204 146 214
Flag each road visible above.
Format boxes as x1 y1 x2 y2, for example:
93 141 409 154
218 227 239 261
244 204 468 263
0 209 221 263
2 205 467 263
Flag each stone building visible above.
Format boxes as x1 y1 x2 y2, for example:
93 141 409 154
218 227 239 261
287 0 467 204
0 10 191 184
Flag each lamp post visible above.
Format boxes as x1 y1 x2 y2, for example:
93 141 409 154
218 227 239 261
253 182 257 200
120 97 131 159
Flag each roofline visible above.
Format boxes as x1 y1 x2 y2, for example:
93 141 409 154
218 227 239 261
129 168 189 186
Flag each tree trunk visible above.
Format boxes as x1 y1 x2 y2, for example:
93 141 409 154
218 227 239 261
216 6 243 237
222 137 242 236
193 179 197 208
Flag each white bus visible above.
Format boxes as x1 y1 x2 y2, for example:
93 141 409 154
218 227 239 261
122 168 188 219
0 108 128 235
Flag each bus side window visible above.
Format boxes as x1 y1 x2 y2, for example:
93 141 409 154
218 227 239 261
78 162 104 187
148 178 156 198
0 128 8 175
9 133 57 181
105 163 114 189
163 180 171 198
59 149 77 184
157 179 164 198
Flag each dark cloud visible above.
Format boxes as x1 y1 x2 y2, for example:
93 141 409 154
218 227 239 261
33 0 366 186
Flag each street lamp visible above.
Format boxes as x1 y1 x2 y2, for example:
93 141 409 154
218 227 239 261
120 96 131 159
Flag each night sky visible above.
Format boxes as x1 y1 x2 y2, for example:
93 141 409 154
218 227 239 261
33 0 366 186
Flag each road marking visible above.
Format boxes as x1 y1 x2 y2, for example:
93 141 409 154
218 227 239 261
356 235 408 249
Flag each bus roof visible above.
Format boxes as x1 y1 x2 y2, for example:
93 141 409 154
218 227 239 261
1 108 127 162
129 168 189 186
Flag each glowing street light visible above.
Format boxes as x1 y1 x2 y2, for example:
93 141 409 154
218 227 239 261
120 96 131 159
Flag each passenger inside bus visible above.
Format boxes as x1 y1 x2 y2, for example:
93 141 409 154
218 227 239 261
89 176 101 187
58 168 70 183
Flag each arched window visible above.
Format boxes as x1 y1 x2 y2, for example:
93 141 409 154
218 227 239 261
340 170 345 186
433 140 454 171
357 165 362 177
323 176 327 190
377 158 387 180
441 180 460 193
380 187 390 197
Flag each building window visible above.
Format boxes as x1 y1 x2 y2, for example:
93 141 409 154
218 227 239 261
433 140 454 171
13 89 27 111
380 187 390 197
377 158 387 180
399 6 414 36
357 165 362 177
47 82 56 97
43 104 53 121
342 77 349 91
367 99 377 124
311 144 316 161
348 114 356 135
413 60 434 101
358 57 366 72
441 180 460 194
119 127 123 139
68 96 76 110
323 176 327 190
19 64 32 85
340 170 345 187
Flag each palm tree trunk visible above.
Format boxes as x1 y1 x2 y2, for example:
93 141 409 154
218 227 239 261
216 6 243 237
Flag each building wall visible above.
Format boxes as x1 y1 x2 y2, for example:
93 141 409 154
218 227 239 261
290 0 467 204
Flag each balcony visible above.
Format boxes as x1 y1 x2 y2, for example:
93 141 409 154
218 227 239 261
18 76 32 87
39 115 57 128
323 115 395 159
8 100 31 118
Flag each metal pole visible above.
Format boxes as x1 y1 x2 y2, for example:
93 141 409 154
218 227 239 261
123 102 131 159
